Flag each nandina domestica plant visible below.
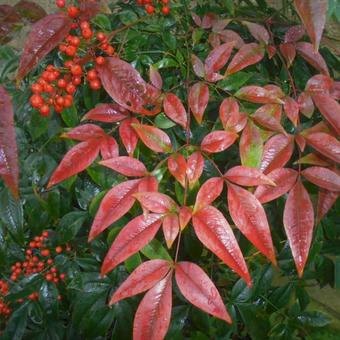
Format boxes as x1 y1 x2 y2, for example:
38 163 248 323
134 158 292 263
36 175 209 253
0 0 339 338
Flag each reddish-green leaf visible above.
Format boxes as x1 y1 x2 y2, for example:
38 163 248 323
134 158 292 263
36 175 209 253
302 166 340 191
17 12 72 80
227 183 276 265
186 151 204 189
89 179 141 241
168 153 187 188
283 179 314 277
132 123 172 153
235 86 284 104
317 189 339 224
260 134 294 174
101 213 163 275
0 86 19 199
219 98 247 133
212 18 231 33
82 103 128 123
133 272 172 340
100 136 119 160
162 214 180 248
175 262 231 323
205 41 235 74
179 206 192 230
110 260 170 305
61 124 105 141
191 54 205 78
119 117 139 156
163 93 187 128
284 25 305 43
242 21 269 44
267 45 277 59
254 168 298 203
48 139 101 188
279 43 296 68
252 104 286 134
298 92 315 118
188 82 209 124
305 74 333 95
220 30 245 49
284 96 299 127
194 177 224 212
201 130 238 153
225 43 265 76
14 0 46 23
312 94 340 135
100 156 147 177
224 166 275 186
193 205 251 286
134 192 178 214
295 153 330 167
294 0 327 51
149 65 163 90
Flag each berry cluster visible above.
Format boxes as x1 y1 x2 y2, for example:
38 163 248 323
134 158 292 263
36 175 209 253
0 281 10 318
136 0 171 15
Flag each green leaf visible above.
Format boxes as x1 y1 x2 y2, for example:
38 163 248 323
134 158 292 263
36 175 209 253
59 211 88 243
93 13 112 31
162 31 177 50
61 104 79 127
1 302 29 340
141 239 172 261
218 72 253 92
155 112 177 129
297 311 331 327
125 252 142 273
39 281 59 318
119 10 138 25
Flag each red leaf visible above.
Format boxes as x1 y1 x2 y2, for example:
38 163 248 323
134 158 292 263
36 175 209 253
100 136 119 160
225 43 265 76
267 45 277 59
162 214 180 248
235 86 284 104
110 260 170 305
149 65 163 90
254 168 298 203
89 179 141 241
305 132 340 163
317 189 339 224
283 179 314 277
61 124 105 141
78 0 100 21
212 18 231 33
279 43 296 68
224 166 275 186
294 0 327 51
138 176 159 193
312 94 340 135
175 262 231 323
298 92 315 118
284 25 305 43
219 98 247 133
296 153 331 167
208 32 221 48
284 96 299 127
163 93 187 128
305 74 333 95
242 21 269 44
48 139 101 188
194 177 224 212
186 151 204 189
330 81 340 100
101 213 163 275
227 183 276 264
252 104 286 134
134 192 178 214
296 42 329 75
179 206 192 230
201 130 238 153
17 12 72 80
205 41 235 74
302 167 340 191
133 272 172 340
96 57 161 115
0 86 19 198
191 54 205 78
220 30 245 49
168 153 187 187
260 134 294 174
132 123 172 153
119 117 139 156
193 205 251 286
82 103 128 123
188 82 209 124
201 13 217 29
99 156 147 177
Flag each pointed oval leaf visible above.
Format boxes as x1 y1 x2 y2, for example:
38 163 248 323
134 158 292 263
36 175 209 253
99 156 147 177
219 98 247 133
134 192 178 214
298 92 315 118
205 41 235 74
194 177 224 212
179 206 192 230
162 214 180 248
175 262 231 323
267 44 277 59
89 179 141 241
163 93 187 128
82 103 128 123
119 117 139 156
284 96 299 127
17 12 72 80
201 130 238 153
168 153 187 188
100 135 119 160
295 153 331 167
138 176 159 193
284 25 305 43
110 260 170 305
191 54 205 78
279 43 296 68
242 21 269 44
227 183 276 264
61 124 105 141
193 206 251 286
101 213 163 275
252 104 286 134
48 139 101 188
235 86 284 104
302 167 340 191
220 30 245 49
133 272 172 340
317 189 339 224
149 65 163 90
254 168 298 203
0 86 19 199
283 179 314 277
305 74 333 95
186 151 204 188
188 82 209 124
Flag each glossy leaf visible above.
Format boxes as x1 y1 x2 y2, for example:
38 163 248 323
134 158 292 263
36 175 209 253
162 214 180 248
227 183 276 264
219 98 247 133
188 82 209 124
302 167 340 191
284 96 299 127
191 54 205 78
298 92 314 118
201 130 238 153
0 86 19 198
82 103 128 123
89 179 141 241
252 104 286 134
163 93 187 128
132 123 172 153
186 151 204 189
138 176 159 193
179 206 192 230
17 12 72 80
242 21 269 44
205 41 235 74
149 65 163 90
134 192 178 214
279 43 296 68
175 262 231 323
284 25 305 43
101 213 163 275
99 157 147 177
220 30 245 49
194 177 224 212
133 272 172 340
283 179 314 277
119 117 139 156
224 166 275 186
168 153 187 188
317 189 339 224
305 74 333 95
193 205 251 285
110 260 170 305
295 153 330 167
235 86 284 104
61 124 105 141
100 136 119 160
254 168 298 203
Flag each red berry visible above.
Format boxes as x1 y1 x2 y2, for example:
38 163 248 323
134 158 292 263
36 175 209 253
57 79 67 88
29 241 37 248
82 29 93 39
59 44 67 52
72 76 82 86
30 95 44 108
162 0 169 3
65 45 77 57
53 278 59 284
54 104 63 113
45 273 53 281
95 56 105 65
106 46 115 56
71 36 81 46
42 231 49 238
66 84 76 94
71 64 82 76
63 97 73 108
67 6 79 18
56 0 65 8
31 83 43 93
55 246 63 254
59 273 66 280
162 6 170 15
47 259 53 265
89 80 101 90
145 5 155 14
56 97 65 106
96 32 106 41
87 69 97 81
80 21 90 30
41 249 50 257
